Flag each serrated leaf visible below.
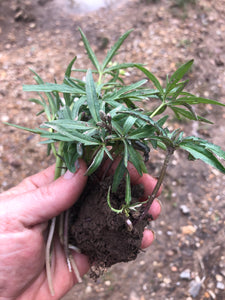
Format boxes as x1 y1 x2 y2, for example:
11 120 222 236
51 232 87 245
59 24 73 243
105 79 148 102
78 28 101 72
180 143 225 174
85 147 105 175
134 64 164 97
171 96 225 107
85 69 101 123
166 60 194 95
102 29 133 70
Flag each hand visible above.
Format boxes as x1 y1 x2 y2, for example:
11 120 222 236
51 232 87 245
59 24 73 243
0 160 161 300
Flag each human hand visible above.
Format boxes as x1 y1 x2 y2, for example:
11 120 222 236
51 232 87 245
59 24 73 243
0 160 161 300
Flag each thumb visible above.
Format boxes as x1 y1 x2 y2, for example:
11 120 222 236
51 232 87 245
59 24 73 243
15 160 87 226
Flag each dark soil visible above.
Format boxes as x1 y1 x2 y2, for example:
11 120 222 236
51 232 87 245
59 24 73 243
69 176 147 277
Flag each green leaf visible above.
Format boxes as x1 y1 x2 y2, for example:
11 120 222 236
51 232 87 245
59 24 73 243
123 116 136 134
23 83 85 94
171 96 225 107
127 143 143 175
134 64 164 97
45 119 96 131
180 143 225 174
112 158 126 193
43 123 100 145
166 60 194 95
85 147 105 175
78 28 101 73
103 62 143 74
105 79 148 102
4 122 44 135
85 69 101 123
102 29 133 70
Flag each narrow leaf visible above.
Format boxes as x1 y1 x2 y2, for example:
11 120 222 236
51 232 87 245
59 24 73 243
86 147 105 175
78 28 101 72
112 158 126 193
102 30 133 70
134 64 164 97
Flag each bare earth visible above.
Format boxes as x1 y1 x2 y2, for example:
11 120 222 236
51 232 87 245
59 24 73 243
0 0 225 299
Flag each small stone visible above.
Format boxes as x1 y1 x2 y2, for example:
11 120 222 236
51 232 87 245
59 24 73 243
181 225 197 235
104 280 111 286
29 23 36 29
216 281 225 290
180 269 191 280
85 285 92 293
189 278 202 298
171 266 178 272
180 205 190 215
215 274 223 282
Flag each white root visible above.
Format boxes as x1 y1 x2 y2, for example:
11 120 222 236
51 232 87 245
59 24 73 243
46 217 56 296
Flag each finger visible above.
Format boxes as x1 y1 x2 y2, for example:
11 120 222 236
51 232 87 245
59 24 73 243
141 229 155 249
135 173 162 199
148 198 161 220
1 164 57 198
14 160 87 226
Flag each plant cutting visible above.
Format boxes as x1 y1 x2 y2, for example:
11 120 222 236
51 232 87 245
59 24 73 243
5 28 225 295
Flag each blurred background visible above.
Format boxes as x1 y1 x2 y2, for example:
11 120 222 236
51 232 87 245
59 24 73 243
0 0 225 299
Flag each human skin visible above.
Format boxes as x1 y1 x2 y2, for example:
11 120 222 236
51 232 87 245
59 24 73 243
0 160 161 300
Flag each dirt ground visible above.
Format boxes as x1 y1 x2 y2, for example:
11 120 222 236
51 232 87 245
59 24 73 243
0 0 225 299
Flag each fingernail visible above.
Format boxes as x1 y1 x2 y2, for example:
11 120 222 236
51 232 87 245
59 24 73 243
150 229 156 240
63 160 80 180
156 199 163 210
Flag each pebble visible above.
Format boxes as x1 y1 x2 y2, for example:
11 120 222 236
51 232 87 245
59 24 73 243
181 225 197 235
180 269 191 280
216 282 225 290
180 205 190 215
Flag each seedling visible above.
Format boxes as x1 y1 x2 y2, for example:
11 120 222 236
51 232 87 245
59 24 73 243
5 28 225 295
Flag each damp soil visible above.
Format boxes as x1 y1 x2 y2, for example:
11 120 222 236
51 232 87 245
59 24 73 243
69 176 147 277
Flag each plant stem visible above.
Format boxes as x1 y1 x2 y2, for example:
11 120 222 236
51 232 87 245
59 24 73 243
141 146 174 220
46 141 64 295
150 102 166 118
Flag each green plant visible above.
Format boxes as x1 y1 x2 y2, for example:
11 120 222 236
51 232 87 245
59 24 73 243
5 28 225 294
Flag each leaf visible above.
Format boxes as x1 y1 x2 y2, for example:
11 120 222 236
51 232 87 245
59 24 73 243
4 122 44 135
85 69 101 123
103 62 143 74
171 96 225 107
112 158 126 193
105 79 148 102
180 143 225 174
166 60 194 94
78 28 101 72
134 64 164 97
23 83 85 94
123 116 136 134
127 143 143 175
85 147 105 175
43 123 100 145
102 29 133 70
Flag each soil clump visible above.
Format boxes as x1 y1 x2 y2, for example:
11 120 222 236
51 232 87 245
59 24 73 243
69 176 147 277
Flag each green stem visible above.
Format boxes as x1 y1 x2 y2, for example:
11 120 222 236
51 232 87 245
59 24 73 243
54 142 64 180
150 102 166 118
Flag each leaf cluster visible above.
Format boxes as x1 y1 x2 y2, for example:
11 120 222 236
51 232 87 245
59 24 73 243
6 29 225 214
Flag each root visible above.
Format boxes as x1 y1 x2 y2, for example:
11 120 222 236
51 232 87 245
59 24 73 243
46 217 56 296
